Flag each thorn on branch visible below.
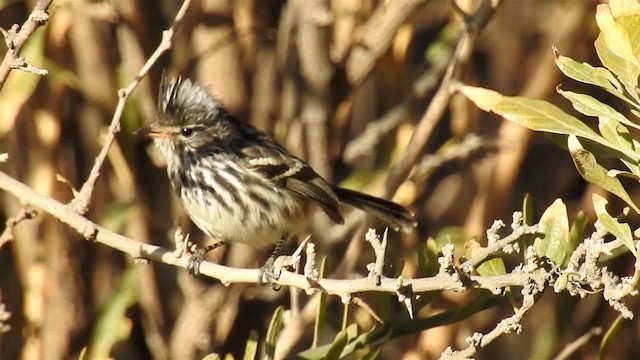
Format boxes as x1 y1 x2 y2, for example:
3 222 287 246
394 277 415 319
351 296 382 324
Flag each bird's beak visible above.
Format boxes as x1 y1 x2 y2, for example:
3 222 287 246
134 125 171 139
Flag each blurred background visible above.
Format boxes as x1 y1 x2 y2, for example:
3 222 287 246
1 0 639 359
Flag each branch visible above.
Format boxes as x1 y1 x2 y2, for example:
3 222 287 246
409 134 500 184
382 0 503 199
553 327 602 360
0 169 544 298
0 205 37 249
441 289 538 359
345 0 428 85
69 0 192 213
0 0 53 89
342 41 454 164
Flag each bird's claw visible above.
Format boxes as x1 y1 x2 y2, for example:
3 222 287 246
258 257 282 291
187 248 206 277
186 242 225 277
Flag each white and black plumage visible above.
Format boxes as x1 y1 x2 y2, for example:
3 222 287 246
137 76 416 278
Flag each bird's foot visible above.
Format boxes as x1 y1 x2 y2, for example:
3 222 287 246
258 236 287 290
186 241 225 277
258 256 282 290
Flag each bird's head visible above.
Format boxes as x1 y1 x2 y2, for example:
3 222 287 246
135 76 238 157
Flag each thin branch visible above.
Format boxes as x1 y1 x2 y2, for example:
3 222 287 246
0 0 53 89
69 0 192 213
343 42 454 164
410 134 500 183
460 223 537 274
0 206 37 249
382 0 503 199
0 169 545 298
553 327 602 360
441 291 537 360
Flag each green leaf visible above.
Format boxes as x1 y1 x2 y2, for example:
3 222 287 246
597 116 640 176
608 169 640 180
88 268 137 359
610 0 640 17
569 211 587 251
598 117 634 151
301 296 510 359
592 194 637 255
568 135 640 213
325 324 358 360
595 32 640 103
557 87 640 131
534 199 570 265
461 86 599 140
596 4 640 69
265 306 284 360
462 86 640 162
464 239 506 276
616 11 640 57
599 314 627 360
554 47 623 94
360 346 382 360
522 193 534 226
242 330 258 360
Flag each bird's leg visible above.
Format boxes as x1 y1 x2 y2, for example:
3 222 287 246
187 241 226 277
258 236 287 290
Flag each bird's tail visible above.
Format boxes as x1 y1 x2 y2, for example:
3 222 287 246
332 187 416 233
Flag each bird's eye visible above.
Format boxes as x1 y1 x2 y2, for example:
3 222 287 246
181 127 195 137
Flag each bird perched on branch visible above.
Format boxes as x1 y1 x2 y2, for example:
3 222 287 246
136 76 416 284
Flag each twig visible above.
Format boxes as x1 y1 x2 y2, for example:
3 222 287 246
553 327 602 360
382 0 503 199
440 273 545 359
0 206 37 249
460 222 537 274
410 134 500 183
69 0 192 213
0 0 53 90
365 228 388 285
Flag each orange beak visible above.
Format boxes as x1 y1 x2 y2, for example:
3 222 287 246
134 126 172 139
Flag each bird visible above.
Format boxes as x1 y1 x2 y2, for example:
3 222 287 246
136 75 416 283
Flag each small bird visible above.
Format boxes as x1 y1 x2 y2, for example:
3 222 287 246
136 76 416 283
